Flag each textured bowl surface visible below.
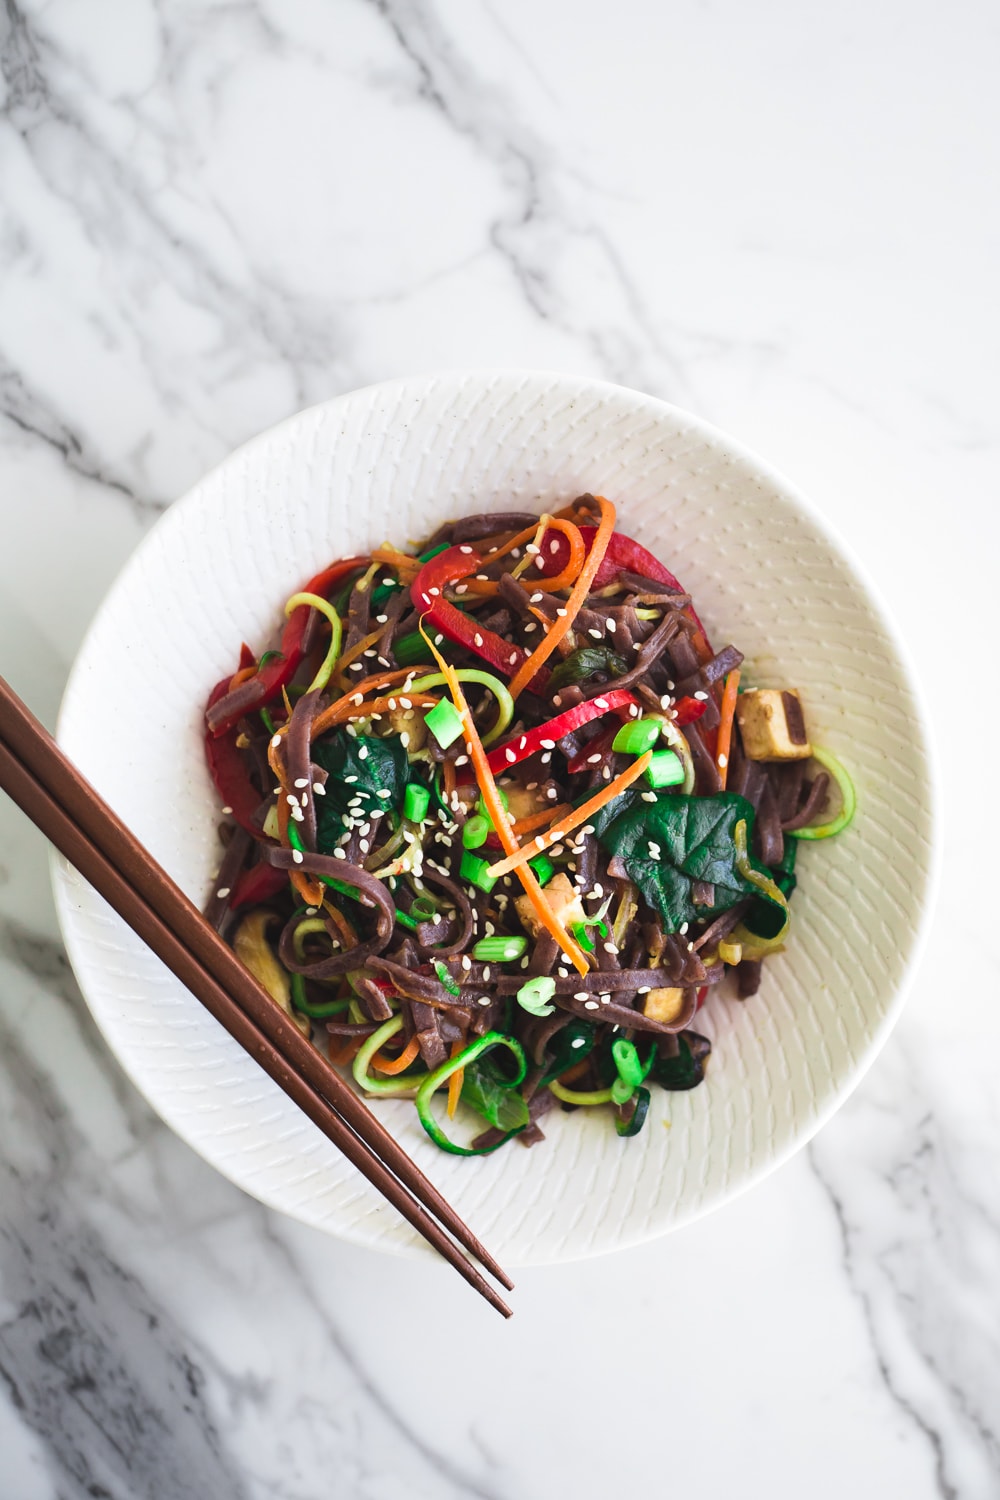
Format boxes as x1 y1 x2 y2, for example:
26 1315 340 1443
53 371 936 1265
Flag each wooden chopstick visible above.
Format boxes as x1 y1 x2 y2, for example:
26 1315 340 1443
0 680 513 1314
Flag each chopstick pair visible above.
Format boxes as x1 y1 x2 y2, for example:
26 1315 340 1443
0 676 512 1317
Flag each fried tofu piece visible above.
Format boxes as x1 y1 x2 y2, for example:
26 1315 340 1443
642 986 688 1025
514 872 586 940
735 688 812 762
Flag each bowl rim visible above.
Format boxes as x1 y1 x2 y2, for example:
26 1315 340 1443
52 368 942 1263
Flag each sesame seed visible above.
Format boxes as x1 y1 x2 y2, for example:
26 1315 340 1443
399 697 412 709
524 622 537 632
455 584 468 594
358 746 369 759
459 544 473 554
530 592 543 603
584 1000 600 1010
572 1037 586 1048
474 633 484 647
587 753 602 764
540 739 556 750
546 787 558 798
352 693 364 705
526 780 538 790
363 648 377 659
540 751 552 764
679 922 690 935
216 887 231 899
694 690 709 701
376 614 388 624
349 662 364 672
550 540 560 555
294 777 309 789
271 735 282 749
387 698 397 710
478 996 491 1006
552 695 562 707
588 628 602 639
483 966 492 981
344 775 358 784
454 755 469 766
574 991 590 1000
377 789 392 798
594 697 609 709
638 985 651 994
506 748 517 763
629 704 640 717
461 954 472 969
556 608 567 618
591 884 604 898
718 753 728 768
526 542 540 555
334 847 347 859
400 731 410 747
606 618 617 633
221 805 233 815
641 791 657 803
428 586 440 596
602 765 612 779
292 849 304 864
509 652 518 665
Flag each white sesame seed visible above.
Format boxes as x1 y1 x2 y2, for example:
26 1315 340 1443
629 704 640 717
313 783 326 796
694 690 709 701
376 614 388 624
216 887 231 899
293 777 309 789
271 735 282 749
718 753 728 768
546 787 558 798
530 592 544 603
478 995 491 1006
377 789 392 798
540 752 552 764
550 540 560 555
572 1037 586 1048
461 954 472 969
588 628 602 639
638 985 651 994
641 791 657 803
584 1000 600 1010
400 731 410 747
454 755 469 766
334 847 346 859
574 990 590 1000
428 586 440 596
455 584 468 594
587 753 602 764
679 922 690 935
358 746 369 759
526 781 538 790
509 652 518 664
221 805 233 815
349 662 364 672
344 774 358 784
399 697 412 709
526 542 540 555
556 608 567 618
505 748 517 763
387 698 397 710
602 765 612 779
292 849 304 864
594 697 609 710
606 619 617 633
483 966 492 981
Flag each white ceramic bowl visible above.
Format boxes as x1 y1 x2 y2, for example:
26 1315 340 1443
53 371 937 1265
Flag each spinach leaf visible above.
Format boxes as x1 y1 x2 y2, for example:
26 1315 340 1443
460 1055 530 1131
597 790 781 933
548 646 629 692
311 731 409 853
648 1033 711 1091
580 783 645 840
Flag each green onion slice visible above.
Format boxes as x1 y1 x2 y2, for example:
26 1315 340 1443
516 975 557 1016
787 746 856 841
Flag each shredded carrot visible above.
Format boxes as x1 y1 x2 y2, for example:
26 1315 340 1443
462 517 586 596
506 496 617 701
310 689 439 741
446 1038 465 1118
228 664 258 690
328 1035 365 1067
421 630 589 975
332 624 386 689
511 803 573 838
486 751 652 878
716 669 741 789
371 544 421 579
442 757 457 804
323 900 358 950
372 1034 421 1075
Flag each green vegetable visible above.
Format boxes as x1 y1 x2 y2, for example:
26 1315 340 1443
394 630 435 666
257 650 284 669
424 698 464 748
644 748 684 788
579 783 645 840
612 718 662 755
549 1080 615 1105
409 894 439 921
415 1032 528 1154
610 1076 635 1105
460 1054 531 1132
473 935 529 962
528 853 555 885
647 1032 711 1091
433 959 461 995
409 669 514 748
312 731 409 846
403 783 430 823
611 1037 654 1089
597 791 785 934
283 590 342 695
353 1016 426 1096
516 975 556 1016
615 1086 651 1136
462 814 490 849
289 971 351 1019
570 921 596 952
787 746 856 841
460 851 498 892
417 542 452 563
548 646 629 692
539 1019 595 1082
260 706 277 735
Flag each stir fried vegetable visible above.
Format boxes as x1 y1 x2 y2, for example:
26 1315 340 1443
203 494 851 1153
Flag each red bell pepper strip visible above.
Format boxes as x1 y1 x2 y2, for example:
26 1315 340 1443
672 695 707 727
410 546 549 692
229 860 289 910
204 678 267 835
564 719 622 776
206 555 368 736
485 688 639 776
538 526 711 648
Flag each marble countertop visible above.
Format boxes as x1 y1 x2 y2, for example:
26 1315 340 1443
1 2 996 1496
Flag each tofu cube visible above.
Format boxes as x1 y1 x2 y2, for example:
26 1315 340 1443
385 705 427 752
514 872 586 940
642 986 688 1025
735 688 812 762
503 782 546 823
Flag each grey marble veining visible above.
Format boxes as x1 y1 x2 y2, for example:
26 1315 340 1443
1 0 998 1496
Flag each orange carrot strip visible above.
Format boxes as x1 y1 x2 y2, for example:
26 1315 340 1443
421 631 589 975
506 496 617 701
372 1034 421 1075
486 752 652 878
332 625 385 689
461 517 586 596
328 1035 365 1067
310 690 439 740
511 803 573 837
371 544 421 575
446 1038 465 1119
228 664 258 690
715 669 741 789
